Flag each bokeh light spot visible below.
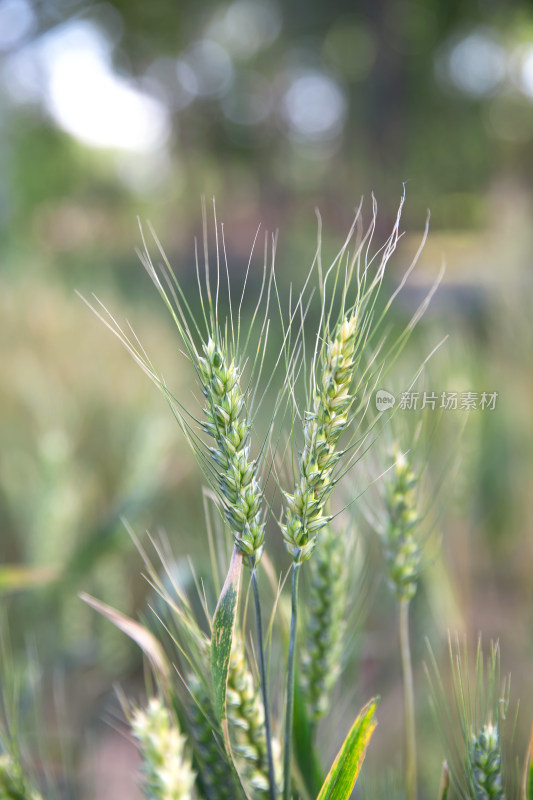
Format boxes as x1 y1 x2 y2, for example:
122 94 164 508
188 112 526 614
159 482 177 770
3 20 170 152
282 70 347 142
207 0 281 59
444 29 507 97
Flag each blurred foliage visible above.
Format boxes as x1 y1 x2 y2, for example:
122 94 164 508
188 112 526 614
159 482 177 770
3 0 533 248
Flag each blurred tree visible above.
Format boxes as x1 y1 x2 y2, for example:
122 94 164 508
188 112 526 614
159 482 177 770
2 0 533 250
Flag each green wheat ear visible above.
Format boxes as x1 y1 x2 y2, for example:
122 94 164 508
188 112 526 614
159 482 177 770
131 697 196 800
426 637 515 800
198 335 265 561
187 639 280 800
301 524 349 722
226 641 281 798
281 312 361 563
81 206 283 566
135 538 279 799
381 444 421 602
468 723 505 800
281 191 431 566
186 673 237 800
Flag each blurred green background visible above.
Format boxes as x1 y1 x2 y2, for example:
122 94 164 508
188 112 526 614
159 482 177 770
1 0 532 797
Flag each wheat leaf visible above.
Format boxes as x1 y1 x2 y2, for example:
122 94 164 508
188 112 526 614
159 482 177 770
210 545 254 800
316 697 378 800
211 544 243 724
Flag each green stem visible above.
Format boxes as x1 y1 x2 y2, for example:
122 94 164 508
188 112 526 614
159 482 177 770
399 597 417 800
283 559 301 800
250 561 277 800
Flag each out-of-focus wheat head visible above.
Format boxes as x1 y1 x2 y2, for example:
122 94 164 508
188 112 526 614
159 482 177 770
301 524 349 722
186 673 235 800
131 697 196 800
427 637 516 800
468 722 505 800
381 445 421 602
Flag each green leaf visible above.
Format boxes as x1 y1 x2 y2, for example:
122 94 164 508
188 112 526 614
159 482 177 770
316 697 378 800
210 545 252 800
293 676 324 798
211 544 242 724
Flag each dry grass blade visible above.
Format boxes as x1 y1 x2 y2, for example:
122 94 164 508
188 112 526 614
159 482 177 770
80 592 171 688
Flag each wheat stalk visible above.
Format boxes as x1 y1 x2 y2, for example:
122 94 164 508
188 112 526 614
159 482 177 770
281 304 362 800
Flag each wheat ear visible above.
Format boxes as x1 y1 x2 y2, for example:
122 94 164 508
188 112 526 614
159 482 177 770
187 639 279 800
468 723 506 800
380 445 421 800
131 698 196 800
199 335 277 796
281 314 359 563
381 445 421 602
226 641 281 797
199 336 265 561
187 674 237 800
281 311 361 800
301 524 348 722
